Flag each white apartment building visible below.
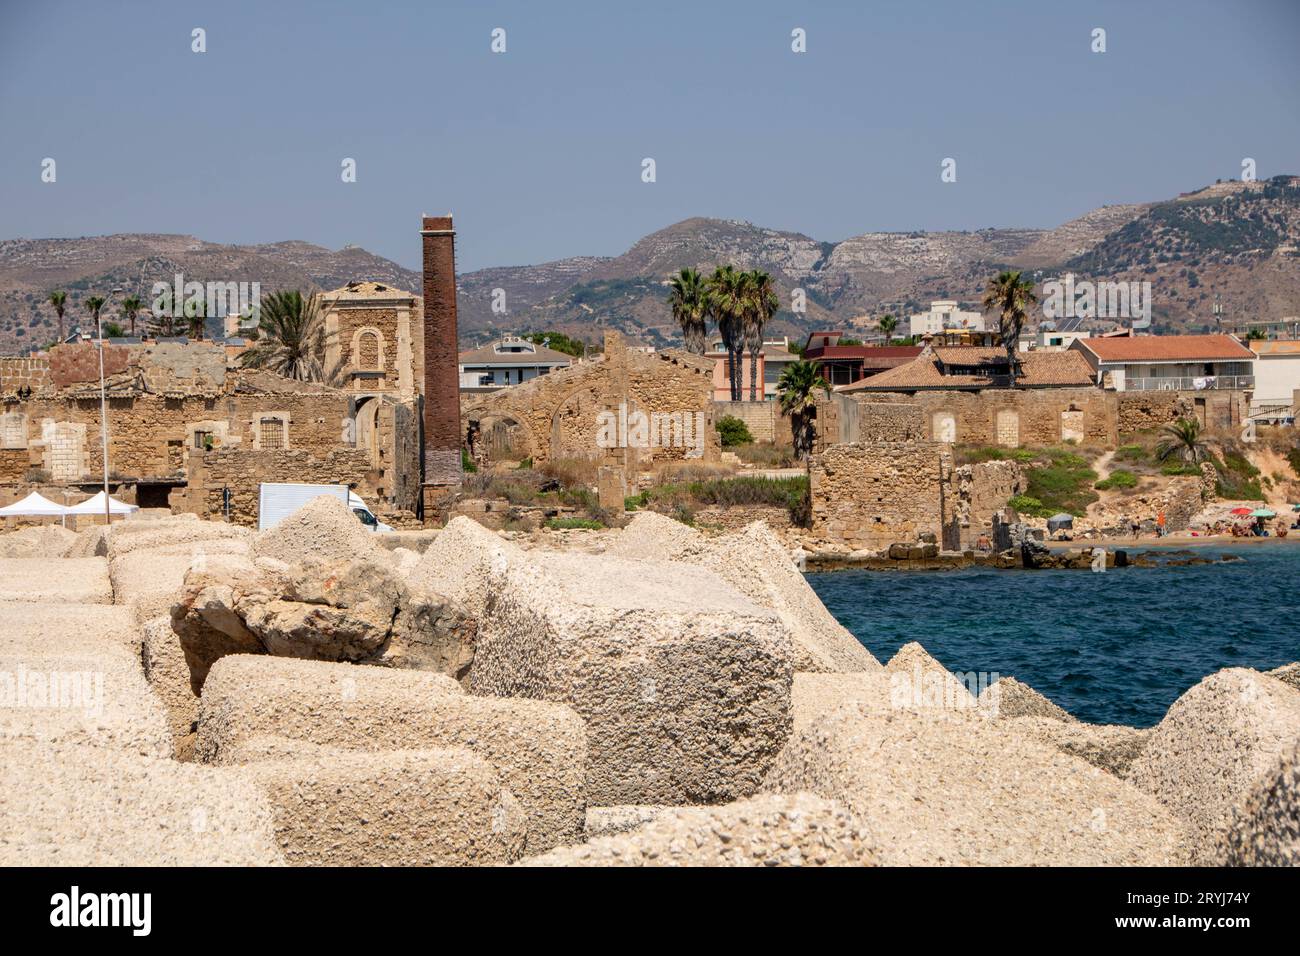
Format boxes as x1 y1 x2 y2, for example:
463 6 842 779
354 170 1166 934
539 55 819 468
908 300 985 337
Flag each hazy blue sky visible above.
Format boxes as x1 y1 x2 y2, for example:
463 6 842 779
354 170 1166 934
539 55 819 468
2 0 1297 272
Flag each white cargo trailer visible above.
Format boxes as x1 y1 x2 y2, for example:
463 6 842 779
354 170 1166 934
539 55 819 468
257 482 393 533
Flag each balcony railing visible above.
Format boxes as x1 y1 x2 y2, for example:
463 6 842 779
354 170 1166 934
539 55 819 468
1123 375 1254 391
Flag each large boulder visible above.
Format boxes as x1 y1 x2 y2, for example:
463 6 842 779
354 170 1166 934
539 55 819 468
791 672 894 731
761 701 1186 865
108 525 250 622
1126 668 1300 861
884 642 979 711
0 740 283 865
1266 661 1300 693
232 738 527 865
1219 738 1300 866
196 655 586 853
170 552 476 693
1006 716 1150 777
520 794 876 867
610 513 879 673
470 547 793 806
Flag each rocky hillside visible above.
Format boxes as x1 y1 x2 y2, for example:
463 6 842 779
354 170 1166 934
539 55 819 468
3 176 1296 353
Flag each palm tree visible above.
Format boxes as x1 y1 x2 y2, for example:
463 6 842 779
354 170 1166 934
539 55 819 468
1155 418 1208 465
150 290 179 336
119 295 142 337
48 290 67 342
666 268 709 354
879 314 898 345
982 271 1037 387
777 359 829 459
83 296 106 336
183 296 207 340
743 270 779 402
240 290 326 382
707 266 747 401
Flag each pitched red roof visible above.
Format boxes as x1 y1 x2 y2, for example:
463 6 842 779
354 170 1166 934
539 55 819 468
1073 334 1253 363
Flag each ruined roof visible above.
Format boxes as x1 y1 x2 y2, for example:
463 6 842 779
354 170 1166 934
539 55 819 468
48 341 227 399
656 349 716 375
1072 334 1254 363
320 280 417 301
232 368 346 395
839 347 1095 392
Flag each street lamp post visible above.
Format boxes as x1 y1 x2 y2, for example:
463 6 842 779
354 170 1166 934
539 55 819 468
97 288 122 526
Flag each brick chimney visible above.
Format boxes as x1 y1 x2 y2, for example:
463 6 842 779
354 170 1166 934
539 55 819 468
420 215 461 510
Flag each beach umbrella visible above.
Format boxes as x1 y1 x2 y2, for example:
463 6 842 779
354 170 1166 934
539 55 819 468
1046 512 1074 532
1250 508 1276 518
1230 507 1254 516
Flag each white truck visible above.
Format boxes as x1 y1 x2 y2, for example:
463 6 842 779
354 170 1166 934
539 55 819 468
257 482 394 533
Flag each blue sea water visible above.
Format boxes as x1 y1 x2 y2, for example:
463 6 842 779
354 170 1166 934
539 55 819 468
806 543 1300 727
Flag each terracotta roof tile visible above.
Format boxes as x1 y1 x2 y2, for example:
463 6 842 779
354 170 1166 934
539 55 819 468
1074 334 1254 362
839 347 1094 392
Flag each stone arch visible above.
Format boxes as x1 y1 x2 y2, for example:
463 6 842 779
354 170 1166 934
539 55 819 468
353 396 382 466
549 383 604 461
472 411 534 463
932 410 956 443
350 326 386 372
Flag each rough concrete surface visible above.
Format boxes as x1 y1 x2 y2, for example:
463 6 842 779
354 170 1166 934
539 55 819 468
980 676 1076 722
1007 716 1150 777
197 655 586 852
0 741 283 866
1127 667 1300 861
611 512 880 673
1219 737 1300 866
470 547 793 806
0 602 171 758
762 701 1186 865
252 494 387 566
521 794 877 867
0 557 112 604
0 525 78 558
141 615 198 757
238 742 527 865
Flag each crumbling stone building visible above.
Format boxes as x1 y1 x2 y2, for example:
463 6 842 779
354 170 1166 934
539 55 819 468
0 341 420 525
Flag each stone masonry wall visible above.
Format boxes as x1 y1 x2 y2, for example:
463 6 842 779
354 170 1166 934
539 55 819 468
185 448 379 526
0 357 52 397
856 387 1116 448
808 441 953 551
951 460 1026 549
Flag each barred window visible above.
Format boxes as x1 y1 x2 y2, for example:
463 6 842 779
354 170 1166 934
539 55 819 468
259 418 286 449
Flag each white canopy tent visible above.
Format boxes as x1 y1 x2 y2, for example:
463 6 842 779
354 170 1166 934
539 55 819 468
0 492 70 517
64 491 139 516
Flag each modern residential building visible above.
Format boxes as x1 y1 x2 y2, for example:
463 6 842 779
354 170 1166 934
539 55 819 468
1021 326 1092 352
1248 340 1300 420
1068 334 1255 392
907 300 985 337
458 335 572 392
802 331 923 387
706 337 800 401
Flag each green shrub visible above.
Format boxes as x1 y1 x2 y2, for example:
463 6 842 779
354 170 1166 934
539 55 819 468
1114 444 1148 463
1008 494 1049 517
546 517 604 530
515 457 533 470
1288 446 1300 478
641 475 810 525
1095 469 1138 490
1161 461 1201 476
624 492 648 512
716 415 754 447
461 448 478 473
1022 448 1099 516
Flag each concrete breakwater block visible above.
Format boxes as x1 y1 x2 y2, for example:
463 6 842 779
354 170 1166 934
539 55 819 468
470 547 794 806
0 740 283 866
235 739 527 865
610 512 879 673
1126 667 1300 862
0 557 112 604
761 701 1186 866
196 655 586 853
1219 737 1300 866
521 794 876 867
0 603 171 758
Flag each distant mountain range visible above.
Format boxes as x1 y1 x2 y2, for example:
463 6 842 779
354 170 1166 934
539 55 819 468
2 176 1297 354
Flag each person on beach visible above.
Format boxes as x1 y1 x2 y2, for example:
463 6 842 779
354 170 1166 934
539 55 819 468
1157 510 1166 538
